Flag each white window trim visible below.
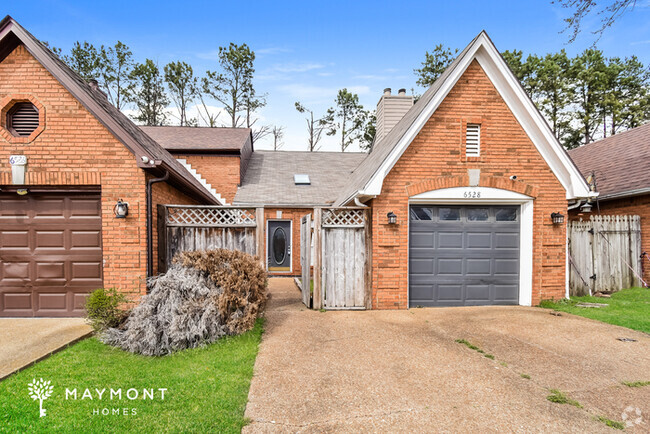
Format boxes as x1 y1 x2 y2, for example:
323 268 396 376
408 186 533 307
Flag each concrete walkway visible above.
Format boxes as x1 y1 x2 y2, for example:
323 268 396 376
244 279 650 433
0 318 91 380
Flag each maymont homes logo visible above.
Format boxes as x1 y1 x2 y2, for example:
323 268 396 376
27 378 168 418
27 378 54 417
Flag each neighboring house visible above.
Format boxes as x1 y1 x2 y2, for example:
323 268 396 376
0 17 220 317
1 16 595 316
568 123 650 283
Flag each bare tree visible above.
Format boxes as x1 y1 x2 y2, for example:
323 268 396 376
555 0 638 43
271 126 285 151
295 102 335 152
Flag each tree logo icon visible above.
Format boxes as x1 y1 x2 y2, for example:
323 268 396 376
27 378 53 417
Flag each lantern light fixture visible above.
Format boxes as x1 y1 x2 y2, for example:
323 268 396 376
550 212 564 225
114 199 129 219
580 201 593 213
387 211 397 225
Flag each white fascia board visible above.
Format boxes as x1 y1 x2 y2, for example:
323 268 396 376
359 33 591 201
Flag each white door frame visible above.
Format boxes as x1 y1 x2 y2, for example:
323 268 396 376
408 186 534 306
266 219 293 273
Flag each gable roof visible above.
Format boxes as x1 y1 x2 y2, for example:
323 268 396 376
568 123 650 199
335 31 593 205
0 16 220 204
234 151 367 206
140 126 252 153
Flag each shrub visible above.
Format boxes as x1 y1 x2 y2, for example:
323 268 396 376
102 249 267 356
85 288 129 332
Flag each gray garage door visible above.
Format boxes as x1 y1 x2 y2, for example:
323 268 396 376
409 205 519 307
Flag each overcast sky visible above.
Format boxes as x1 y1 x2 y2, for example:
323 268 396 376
6 0 650 152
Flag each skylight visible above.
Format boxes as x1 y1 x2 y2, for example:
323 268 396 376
294 174 311 185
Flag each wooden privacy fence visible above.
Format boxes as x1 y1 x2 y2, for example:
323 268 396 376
300 207 371 310
157 205 264 272
568 215 642 296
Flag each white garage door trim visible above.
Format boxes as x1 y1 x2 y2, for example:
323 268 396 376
409 186 533 307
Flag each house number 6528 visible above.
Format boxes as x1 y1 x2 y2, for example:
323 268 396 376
463 191 481 198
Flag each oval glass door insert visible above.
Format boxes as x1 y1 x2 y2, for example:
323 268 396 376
272 227 286 263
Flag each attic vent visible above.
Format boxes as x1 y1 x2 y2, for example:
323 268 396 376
294 174 310 185
466 123 480 157
8 102 39 137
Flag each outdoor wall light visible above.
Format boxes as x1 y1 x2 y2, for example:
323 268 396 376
387 211 397 225
580 201 593 213
114 199 129 218
550 212 565 225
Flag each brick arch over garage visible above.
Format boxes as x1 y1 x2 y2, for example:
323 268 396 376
405 175 538 199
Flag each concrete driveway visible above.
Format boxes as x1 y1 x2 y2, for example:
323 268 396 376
0 318 91 380
244 279 650 433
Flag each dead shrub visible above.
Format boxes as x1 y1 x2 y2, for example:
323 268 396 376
101 249 267 356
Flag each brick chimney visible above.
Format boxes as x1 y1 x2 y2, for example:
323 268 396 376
375 88 414 143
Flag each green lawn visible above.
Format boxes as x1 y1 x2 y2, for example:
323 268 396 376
0 319 264 433
540 288 650 333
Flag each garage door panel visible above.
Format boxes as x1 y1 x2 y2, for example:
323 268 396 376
466 232 492 248
438 258 462 275
494 285 519 302
410 232 434 248
0 199 30 217
410 284 434 301
495 259 518 275
466 284 490 302
466 258 491 275
437 284 463 302
35 231 65 249
438 232 463 249
1 231 30 248
410 258 434 275
36 292 67 310
409 205 519 307
71 231 101 248
494 232 519 249
0 192 102 317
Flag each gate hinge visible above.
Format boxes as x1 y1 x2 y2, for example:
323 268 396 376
590 274 597 280
588 228 594 234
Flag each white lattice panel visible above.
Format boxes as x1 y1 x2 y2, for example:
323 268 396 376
167 207 256 227
322 208 366 228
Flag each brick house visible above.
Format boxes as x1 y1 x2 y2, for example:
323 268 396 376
0 17 221 317
1 17 595 316
568 123 650 283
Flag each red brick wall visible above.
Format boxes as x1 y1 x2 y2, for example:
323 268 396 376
176 154 240 204
570 195 650 283
0 44 198 298
263 208 311 276
370 60 567 309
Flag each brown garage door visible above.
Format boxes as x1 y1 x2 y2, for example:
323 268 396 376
0 192 103 317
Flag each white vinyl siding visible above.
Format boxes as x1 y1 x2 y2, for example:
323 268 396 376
466 123 481 157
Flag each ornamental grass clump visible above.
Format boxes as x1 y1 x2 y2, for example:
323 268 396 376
102 249 267 356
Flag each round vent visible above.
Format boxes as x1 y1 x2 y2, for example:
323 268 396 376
8 102 40 136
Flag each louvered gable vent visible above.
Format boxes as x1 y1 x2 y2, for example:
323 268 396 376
466 123 480 157
8 102 39 136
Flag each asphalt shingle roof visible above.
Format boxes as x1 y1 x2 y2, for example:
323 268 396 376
234 151 367 206
140 126 251 152
568 123 650 199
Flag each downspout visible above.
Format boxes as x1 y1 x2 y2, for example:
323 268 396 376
146 170 169 279
567 200 583 211
354 197 368 207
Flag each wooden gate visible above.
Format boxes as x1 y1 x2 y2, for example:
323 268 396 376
157 205 264 272
568 215 643 296
300 214 312 307
317 208 371 310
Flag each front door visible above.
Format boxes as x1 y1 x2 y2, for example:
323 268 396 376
268 221 291 272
